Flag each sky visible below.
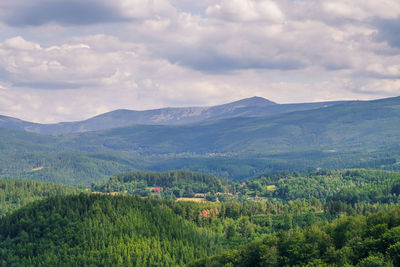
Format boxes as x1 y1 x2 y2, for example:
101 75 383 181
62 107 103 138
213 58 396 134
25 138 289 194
0 0 400 123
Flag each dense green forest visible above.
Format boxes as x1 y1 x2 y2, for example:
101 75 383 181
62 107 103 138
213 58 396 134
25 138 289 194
88 169 400 253
247 169 400 205
0 179 81 216
190 206 400 266
1 193 399 266
2 169 400 266
0 194 223 266
91 170 235 199
92 169 400 206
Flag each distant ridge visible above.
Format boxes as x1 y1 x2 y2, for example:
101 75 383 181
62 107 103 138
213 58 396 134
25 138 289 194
0 96 346 135
221 96 277 107
1 96 400 183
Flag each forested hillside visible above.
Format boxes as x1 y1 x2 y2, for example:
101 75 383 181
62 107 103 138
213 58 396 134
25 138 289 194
189 206 400 266
0 179 81 216
0 194 222 266
90 169 400 252
2 169 400 266
1 192 399 266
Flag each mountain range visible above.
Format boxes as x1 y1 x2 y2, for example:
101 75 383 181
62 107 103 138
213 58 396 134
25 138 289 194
61 96 400 154
0 96 347 135
1 95 400 184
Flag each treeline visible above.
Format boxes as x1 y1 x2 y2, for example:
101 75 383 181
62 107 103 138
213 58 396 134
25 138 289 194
92 170 235 199
168 197 397 248
0 179 81 216
0 194 222 266
91 169 400 206
189 206 400 266
245 169 400 204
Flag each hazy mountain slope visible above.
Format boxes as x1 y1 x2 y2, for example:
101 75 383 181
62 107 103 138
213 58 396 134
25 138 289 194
0 127 56 151
61 96 400 154
0 128 137 184
0 151 137 185
0 115 38 132
0 97 347 135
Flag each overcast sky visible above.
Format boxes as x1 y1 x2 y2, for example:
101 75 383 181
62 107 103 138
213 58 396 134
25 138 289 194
0 0 400 123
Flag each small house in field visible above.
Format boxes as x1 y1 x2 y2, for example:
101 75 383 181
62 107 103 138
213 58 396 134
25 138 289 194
241 182 246 186
152 187 162 192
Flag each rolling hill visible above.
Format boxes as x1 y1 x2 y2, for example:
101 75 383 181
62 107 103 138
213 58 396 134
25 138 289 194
0 194 222 266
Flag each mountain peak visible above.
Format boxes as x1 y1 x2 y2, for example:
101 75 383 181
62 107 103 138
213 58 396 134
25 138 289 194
227 96 277 107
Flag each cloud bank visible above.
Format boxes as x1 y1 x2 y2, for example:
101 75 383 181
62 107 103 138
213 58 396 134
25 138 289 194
0 0 399 122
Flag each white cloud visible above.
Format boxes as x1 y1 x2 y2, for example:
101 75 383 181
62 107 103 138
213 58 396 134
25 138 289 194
358 79 400 94
116 0 176 19
0 0 177 26
323 0 400 21
0 1 400 122
366 64 400 78
206 0 284 22
2 36 41 50
0 35 142 89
